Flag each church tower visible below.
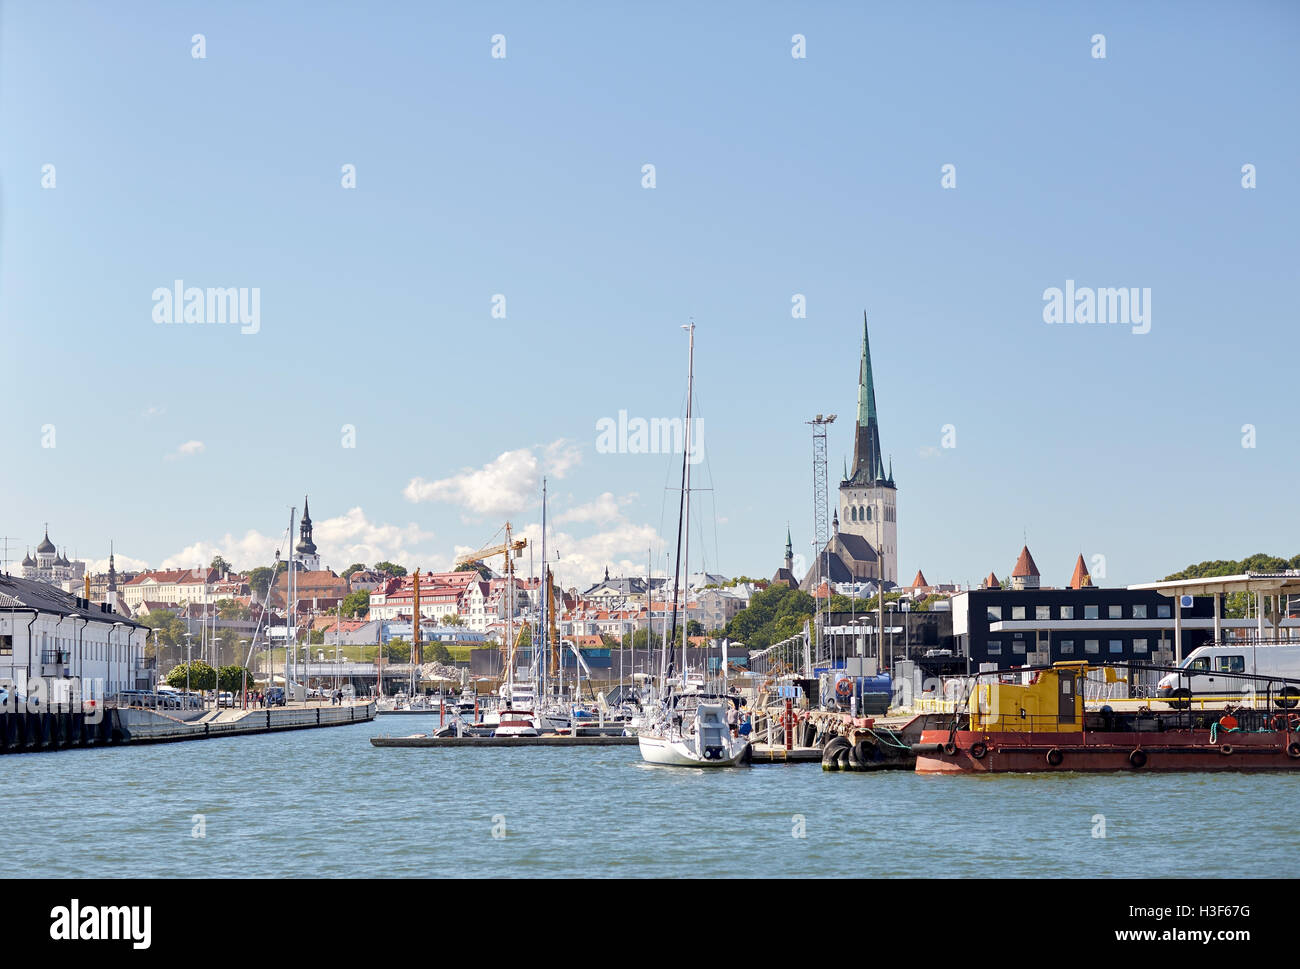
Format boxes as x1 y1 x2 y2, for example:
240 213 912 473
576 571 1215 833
294 496 321 572
837 313 898 585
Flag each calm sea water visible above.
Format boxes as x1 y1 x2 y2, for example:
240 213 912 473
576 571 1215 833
7 715 1298 878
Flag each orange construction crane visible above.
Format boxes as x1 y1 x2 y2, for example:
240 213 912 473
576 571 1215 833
455 523 527 678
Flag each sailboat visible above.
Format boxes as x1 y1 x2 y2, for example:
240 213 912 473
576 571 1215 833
637 323 751 767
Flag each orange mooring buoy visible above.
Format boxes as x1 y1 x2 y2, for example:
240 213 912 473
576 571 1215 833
1219 714 1239 731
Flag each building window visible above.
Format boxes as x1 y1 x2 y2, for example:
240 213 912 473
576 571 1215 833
1059 639 1075 655
1084 605 1100 620
987 606 1002 620
1157 604 1171 618
1109 639 1123 654
1036 606 1050 620
1108 605 1122 619
1012 641 1026 654
1012 606 1026 620
1085 639 1100 654
1060 605 1074 619
1133 604 1147 619
987 640 1002 656
0 634 10 656
1133 638 1148 654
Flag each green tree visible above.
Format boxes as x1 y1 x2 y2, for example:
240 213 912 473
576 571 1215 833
341 562 368 580
385 637 412 662
374 561 407 577
165 661 216 691
723 584 816 650
340 589 371 618
439 613 464 626
247 564 283 600
216 598 249 620
428 643 453 664
210 555 230 574
455 561 493 579
218 665 254 692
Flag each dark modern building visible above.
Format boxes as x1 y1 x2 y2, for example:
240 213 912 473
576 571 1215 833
952 587 1215 673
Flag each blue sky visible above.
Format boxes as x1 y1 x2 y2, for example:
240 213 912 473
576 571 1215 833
2 1 1297 589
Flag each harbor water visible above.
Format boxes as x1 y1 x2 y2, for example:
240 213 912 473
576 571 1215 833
8 715 1298 878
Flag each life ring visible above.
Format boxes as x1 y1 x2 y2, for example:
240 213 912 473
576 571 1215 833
835 678 853 698
1287 743 1300 759
1129 749 1148 768
1046 748 1063 767
970 741 988 760
942 742 957 756
1220 744 1233 756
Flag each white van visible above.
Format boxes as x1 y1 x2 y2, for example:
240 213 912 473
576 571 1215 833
1156 643 1300 707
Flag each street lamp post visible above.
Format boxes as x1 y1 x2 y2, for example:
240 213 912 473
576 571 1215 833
238 640 248 709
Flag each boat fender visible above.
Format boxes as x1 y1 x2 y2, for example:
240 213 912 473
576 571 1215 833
1128 749 1147 769
1046 748 1063 767
1219 744 1233 756
969 741 988 760
942 742 957 757
851 740 876 768
835 746 853 770
1287 743 1300 759
910 742 943 754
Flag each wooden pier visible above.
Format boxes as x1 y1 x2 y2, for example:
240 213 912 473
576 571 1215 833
371 733 638 748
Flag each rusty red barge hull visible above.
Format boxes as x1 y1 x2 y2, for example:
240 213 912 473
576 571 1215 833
916 729 1300 773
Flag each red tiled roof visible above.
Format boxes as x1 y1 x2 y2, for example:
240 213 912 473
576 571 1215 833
911 570 929 589
1069 554 1092 589
984 572 1001 589
1012 546 1040 578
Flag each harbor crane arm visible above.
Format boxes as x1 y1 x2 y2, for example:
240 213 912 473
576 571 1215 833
455 523 528 682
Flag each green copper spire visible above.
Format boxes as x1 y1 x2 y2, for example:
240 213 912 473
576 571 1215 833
849 312 887 484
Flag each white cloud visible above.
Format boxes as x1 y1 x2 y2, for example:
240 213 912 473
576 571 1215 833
404 439 583 518
143 405 166 419
555 491 636 525
155 507 439 573
518 518 664 589
165 440 205 461
84 552 151 573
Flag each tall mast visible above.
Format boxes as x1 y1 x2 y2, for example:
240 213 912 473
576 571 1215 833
540 478 548 696
665 322 694 683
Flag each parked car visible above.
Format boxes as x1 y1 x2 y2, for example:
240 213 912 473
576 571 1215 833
265 687 286 706
218 692 235 708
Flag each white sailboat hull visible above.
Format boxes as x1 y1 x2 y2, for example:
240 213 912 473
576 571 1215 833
638 733 750 767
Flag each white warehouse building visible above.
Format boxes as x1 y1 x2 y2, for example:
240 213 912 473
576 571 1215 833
0 573 151 701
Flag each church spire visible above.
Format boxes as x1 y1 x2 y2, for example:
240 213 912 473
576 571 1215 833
296 495 317 555
849 312 887 485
